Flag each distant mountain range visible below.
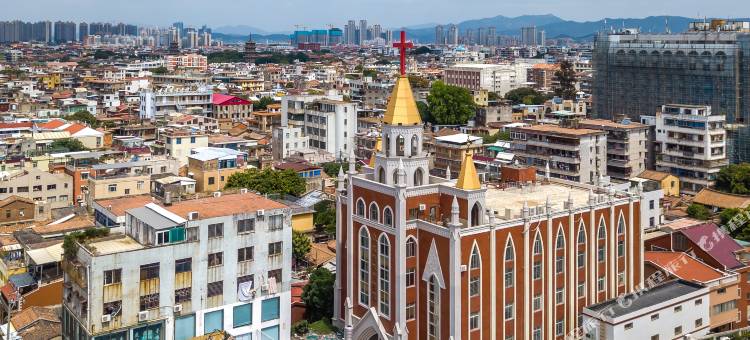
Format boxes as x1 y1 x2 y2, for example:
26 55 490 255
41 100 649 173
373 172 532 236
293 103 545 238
403 15 710 43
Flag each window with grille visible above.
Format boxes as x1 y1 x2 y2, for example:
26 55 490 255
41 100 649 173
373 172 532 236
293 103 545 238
238 246 254 262
139 263 159 280
207 281 223 297
139 293 159 311
103 269 121 285
237 218 255 233
175 258 192 273
208 252 223 267
208 223 224 238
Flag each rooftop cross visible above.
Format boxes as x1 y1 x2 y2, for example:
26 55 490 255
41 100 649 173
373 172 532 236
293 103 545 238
393 30 413 76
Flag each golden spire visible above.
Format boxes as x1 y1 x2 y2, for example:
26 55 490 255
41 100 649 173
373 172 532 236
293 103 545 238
383 76 422 126
369 136 382 168
456 148 481 190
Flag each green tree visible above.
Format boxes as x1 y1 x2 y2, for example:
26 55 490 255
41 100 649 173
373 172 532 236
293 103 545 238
686 203 711 220
301 267 335 321
716 163 750 195
254 96 277 111
93 50 115 60
362 69 378 79
504 87 547 105
416 101 433 124
151 66 169 75
488 92 500 101
49 138 88 152
483 131 511 144
292 230 312 266
313 200 337 236
554 60 577 100
321 162 360 177
412 46 432 55
426 81 476 125
65 110 98 127
206 50 245 63
225 168 306 196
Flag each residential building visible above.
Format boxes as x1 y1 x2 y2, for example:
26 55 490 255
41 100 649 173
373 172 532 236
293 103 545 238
85 158 180 205
280 95 355 160
433 133 484 178
166 54 208 72
62 192 292 340
0 196 37 226
0 168 72 210
272 126 308 161
187 147 248 192
651 104 727 195
443 63 529 97
511 124 608 183
582 280 710 340
156 129 209 165
274 161 324 194
592 21 750 163
139 86 213 120
528 63 560 92
635 170 680 197
335 72 644 340
211 94 253 131
578 119 649 181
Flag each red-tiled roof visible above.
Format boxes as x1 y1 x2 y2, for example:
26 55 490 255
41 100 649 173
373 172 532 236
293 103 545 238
37 119 67 130
212 93 252 106
679 223 744 270
0 122 33 130
64 123 87 134
645 251 726 283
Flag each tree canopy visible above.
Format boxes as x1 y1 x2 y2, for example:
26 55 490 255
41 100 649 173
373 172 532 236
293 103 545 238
425 81 476 125
313 200 336 236
504 87 548 105
686 203 711 220
301 267 335 322
151 66 169 75
93 50 115 60
253 96 277 111
483 130 511 144
321 162 359 177
50 138 88 152
412 46 432 55
292 231 311 266
254 52 310 64
224 168 306 196
715 163 750 195
206 50 244 63
65 110 98 127
362 69 378 79
554 60 577 100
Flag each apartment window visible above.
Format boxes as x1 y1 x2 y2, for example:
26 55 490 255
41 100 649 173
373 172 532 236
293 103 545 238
103 300 122 317
674 305 682 313
718 288 726 294
504 301 514 320
261 297 280 322
268 241 283 257
533 327 542 340
139 293 159 311
233 303 252 327
156 230 170 245
208 177 215 185
80 173 89 180
695 318 703 327
175 258 192 273
103 269 121 285
406 302 416 320
268 269 282 283
650 336 659 340
597 277 605 292
674 326 682 336
651 313 659 321
32 185 42 192
268 214 284 231
533 294 542 311
238 274 254 290
598 247 605 262
208 223 223 238
140 263 159 280
406 268 416 287
237 218 255 233
556 319 563 336
108 184 117 192
649 200 655 209
137 181 144 190
190 137 196 143
469 312 480 330
533 261 542 279
176 138 182 144
238 246 254 262
469 276 480 296
556 287 564 304
624 323 633 330
406 238 416 257
695 299 703 306
124 189 131 195
713 300 737 315
208 252 223 267
207 281 223 297
47 184 56 190
175 287 191 303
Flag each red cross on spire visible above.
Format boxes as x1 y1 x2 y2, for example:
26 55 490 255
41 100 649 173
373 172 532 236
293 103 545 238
393 30 413 76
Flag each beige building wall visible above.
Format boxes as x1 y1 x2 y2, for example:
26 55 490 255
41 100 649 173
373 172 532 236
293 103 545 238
88 175 151 202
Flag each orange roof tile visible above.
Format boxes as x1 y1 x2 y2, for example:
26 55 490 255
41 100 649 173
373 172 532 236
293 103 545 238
64 123 87 134
645 251 726 283
11 306 59 331
37 119 67 130
95 195 156 217
165 192 287 220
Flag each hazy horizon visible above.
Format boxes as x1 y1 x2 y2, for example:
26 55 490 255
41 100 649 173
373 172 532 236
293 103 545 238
2 0 748 32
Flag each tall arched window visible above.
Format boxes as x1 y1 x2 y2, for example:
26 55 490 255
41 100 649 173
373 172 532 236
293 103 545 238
383 207 393 227
411 134 419 156
617 214 625 235
369 202 379 222
378 234 390 317
577 223 586 245
397 135 405 156
385 135 391 157
556 229 565 250
556 227 566 276
378 167 385 184
392 170 399 185
469 246 480 269
471 202 482 227
414 168 424 186
359 227 370 305
405 237 416 257
356 199 365 217
504 238 515 261
577 222 587 269
428 275 440 340
598 222 606 240
597 221 607 263
533 231 543 255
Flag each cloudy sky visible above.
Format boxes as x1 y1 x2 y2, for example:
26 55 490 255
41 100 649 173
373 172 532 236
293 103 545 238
2 0 747 32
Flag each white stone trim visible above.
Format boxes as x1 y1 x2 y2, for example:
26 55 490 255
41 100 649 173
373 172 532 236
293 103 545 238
422 239 446 289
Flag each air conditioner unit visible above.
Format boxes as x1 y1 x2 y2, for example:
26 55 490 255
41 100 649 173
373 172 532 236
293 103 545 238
419 204 426 211
213 191 222 198
173 304 182 313
138 311 149 322
101 314 112 323
240 188 248 194
188 211 199 220
257 209 265 216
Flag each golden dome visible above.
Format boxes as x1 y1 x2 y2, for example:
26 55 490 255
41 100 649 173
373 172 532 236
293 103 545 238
456 149 481 190
383 76 422 126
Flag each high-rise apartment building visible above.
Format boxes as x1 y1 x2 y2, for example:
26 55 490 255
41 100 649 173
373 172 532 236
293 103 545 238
593 20 750 162
53 21 76 43
359 19 368 45
79 22 89 41
521 26 538 46
448 24 459 45
435 25 445 44
345 20 357 45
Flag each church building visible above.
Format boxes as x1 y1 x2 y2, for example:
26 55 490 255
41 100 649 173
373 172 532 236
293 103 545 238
333 31 645 340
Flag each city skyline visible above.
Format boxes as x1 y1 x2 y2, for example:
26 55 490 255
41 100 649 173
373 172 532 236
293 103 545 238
2 0 749 32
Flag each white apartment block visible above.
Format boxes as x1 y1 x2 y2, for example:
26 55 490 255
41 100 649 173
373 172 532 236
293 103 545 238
653 104 727 195
583 280 710 340
62 192 292 340
280 94 355 161
443 62 532 96
578 119 649 181
272 126 308 161
511 124 608 184
139 86 213 120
